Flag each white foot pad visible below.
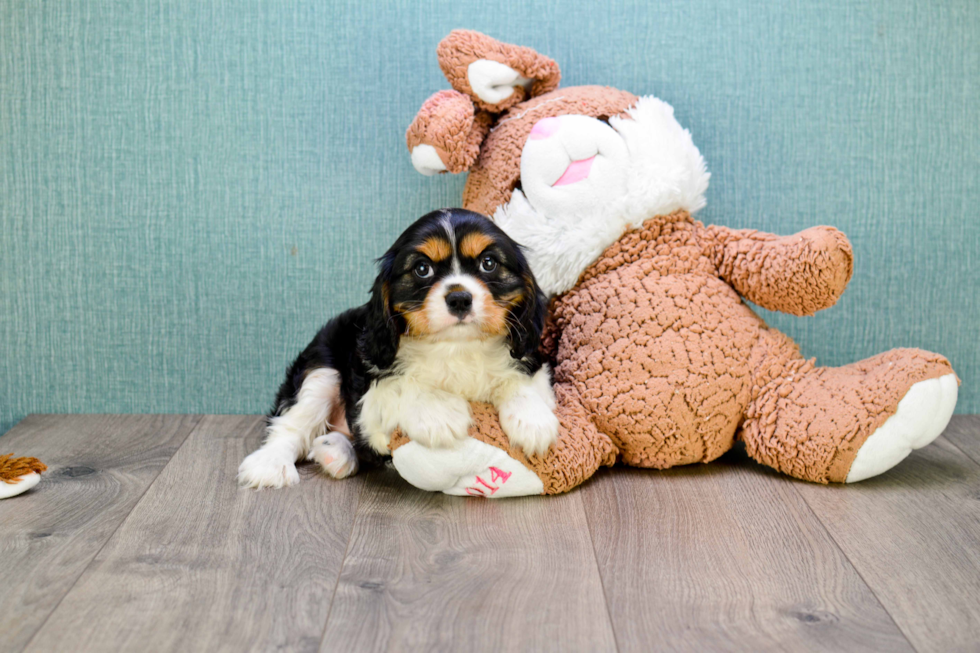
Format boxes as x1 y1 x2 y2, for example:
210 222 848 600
846 374 958 483
238 445 300 489
392 437 543 498
308 432 359 479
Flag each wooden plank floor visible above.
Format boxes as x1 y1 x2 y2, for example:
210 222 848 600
1 415 978 653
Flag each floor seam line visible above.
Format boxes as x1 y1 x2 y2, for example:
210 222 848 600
788 480 921 653
18 414 205 653
316 472 367 650
940 429 980 469
579 482 622 653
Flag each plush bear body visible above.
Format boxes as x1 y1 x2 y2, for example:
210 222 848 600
394 30 958 495
546 211 954 483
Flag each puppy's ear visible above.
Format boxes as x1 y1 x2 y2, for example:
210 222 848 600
437 30 561 113
360 253 401 371
508 276 547 361
406 90 492 176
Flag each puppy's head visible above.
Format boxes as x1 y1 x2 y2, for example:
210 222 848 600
363 208 546 370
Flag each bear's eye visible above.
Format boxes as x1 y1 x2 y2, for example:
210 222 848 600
480 256 497 273
414 260 433 279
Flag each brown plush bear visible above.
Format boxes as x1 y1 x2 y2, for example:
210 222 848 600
390 30 959 497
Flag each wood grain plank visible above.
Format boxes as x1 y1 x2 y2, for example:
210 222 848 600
320 467 617 653
24 415 362 653
0 414 200 653
942 415 980 467
581 450 913 653
796 433 980 652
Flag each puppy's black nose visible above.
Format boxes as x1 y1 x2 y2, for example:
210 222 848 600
445 290 473 317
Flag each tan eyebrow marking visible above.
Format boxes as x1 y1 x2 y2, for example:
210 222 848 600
460 232 495 259
418 237 452 262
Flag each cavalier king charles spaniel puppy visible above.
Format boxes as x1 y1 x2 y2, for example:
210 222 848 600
238 208 557 488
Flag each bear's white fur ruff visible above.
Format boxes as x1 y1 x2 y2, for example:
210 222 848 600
494 96 710 296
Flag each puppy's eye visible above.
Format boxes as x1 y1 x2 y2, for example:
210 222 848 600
480 256 497 273
414 261 433 279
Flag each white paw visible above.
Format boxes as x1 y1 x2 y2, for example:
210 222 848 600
410 144 447 176
401 396 472 449
467 59 532 105
846 374 958 483
499 395 559 457
238 446 300 489
307 432 359 479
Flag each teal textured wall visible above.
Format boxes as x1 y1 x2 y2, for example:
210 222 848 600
2 0 978 435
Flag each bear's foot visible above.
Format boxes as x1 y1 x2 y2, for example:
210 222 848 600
741 343 958 483
846 373 958 482
391 437 544 497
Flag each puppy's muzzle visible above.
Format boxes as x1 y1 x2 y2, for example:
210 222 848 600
445 290 473 319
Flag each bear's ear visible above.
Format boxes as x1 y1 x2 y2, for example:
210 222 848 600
406 90 492 176
436 30 560 113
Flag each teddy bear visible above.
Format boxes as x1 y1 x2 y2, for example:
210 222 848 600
391 30 959 497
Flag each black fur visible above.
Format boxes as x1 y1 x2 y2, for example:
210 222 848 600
507 283 547 371
270 208 546 467
271 304 387 467
359 250 401 372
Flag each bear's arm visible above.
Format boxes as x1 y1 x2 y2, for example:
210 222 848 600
699 224 854 316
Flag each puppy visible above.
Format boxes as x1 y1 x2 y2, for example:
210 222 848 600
238 208 558 489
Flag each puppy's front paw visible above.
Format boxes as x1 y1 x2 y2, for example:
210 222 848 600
499 395 559 457
401 396 472 449
238 447 300 489
308 432 359 479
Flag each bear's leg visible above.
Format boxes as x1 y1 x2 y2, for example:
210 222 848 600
389 385 617 496
739 328 957 483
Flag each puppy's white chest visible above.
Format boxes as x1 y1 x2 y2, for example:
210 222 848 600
395 337 520 401
356 336 526 454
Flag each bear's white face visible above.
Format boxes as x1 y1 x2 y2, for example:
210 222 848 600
494 96 710 296
519 114 630 222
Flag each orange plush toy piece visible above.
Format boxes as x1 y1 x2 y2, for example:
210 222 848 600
0 453 47 499
391 30 959 496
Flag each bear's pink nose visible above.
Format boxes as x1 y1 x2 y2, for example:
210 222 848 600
529 117 560 140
